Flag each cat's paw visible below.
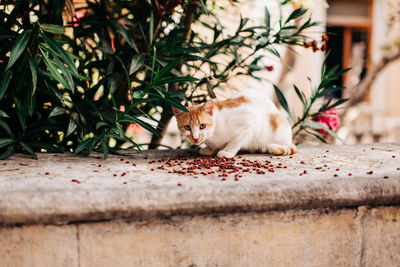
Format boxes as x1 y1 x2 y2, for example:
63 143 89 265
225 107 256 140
217 150 235 158
200 147 215 156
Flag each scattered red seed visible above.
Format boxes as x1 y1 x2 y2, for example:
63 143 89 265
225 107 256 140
98 164 102 167
336 168 340 171
383 176 389 179
348 173 352 176
113 174 117 177
71 179 80 184
367 171 373 175
123 182 127 184
132 163 136 166
333 174 338 177
45 172 50 175
177 183 182 186
392 155 396 158
120 158 124 161
121 172 126 176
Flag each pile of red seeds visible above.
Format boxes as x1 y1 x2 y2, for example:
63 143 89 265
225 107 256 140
147 156 289 180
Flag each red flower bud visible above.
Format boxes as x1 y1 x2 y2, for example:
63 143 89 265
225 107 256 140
265 65 274 71
321 43 327 52
322 34 329 42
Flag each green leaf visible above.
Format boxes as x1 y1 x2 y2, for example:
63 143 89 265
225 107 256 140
153 94 188 112
273 84 290 114
6 29 31 70
101 136 109 159
0 144 15 160
52 55 75 92
305 129 328 144
40 24 65 34
129 53 145 75
326 98 349 110
75 138 95 154
132 90 145 99
66 113 78 136
0 70 12 101
42 35 79 76
293 85 305 105
41 48 72 91
265 47 280 58
154 56 183 82
121 116 161 138
150 11 154 44
0 138 15 149
264 7 271 36
285 8 307 24
0 110 9 118
302 121 343 142
13 96 26 131
156 76 198 85
110 20 139 53
19 141 37 159
28 55 38 96
49 107 66 117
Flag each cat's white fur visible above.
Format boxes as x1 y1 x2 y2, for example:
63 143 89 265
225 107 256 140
175 89 296 158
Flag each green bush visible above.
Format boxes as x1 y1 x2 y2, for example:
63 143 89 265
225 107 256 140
0 0 347 159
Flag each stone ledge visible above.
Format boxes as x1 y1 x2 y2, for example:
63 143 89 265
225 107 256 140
0 144 399 226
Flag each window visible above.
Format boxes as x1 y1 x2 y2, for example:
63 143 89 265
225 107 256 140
326 0 372 99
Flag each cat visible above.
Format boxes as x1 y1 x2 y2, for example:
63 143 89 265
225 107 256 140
172 89 297 158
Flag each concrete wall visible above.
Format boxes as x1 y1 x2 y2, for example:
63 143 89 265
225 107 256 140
1 206 399 267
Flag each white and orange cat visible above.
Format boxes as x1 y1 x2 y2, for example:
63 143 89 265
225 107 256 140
172 90 297 158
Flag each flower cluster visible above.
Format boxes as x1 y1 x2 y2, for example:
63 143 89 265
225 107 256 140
313 107 341 134
303 34 329 52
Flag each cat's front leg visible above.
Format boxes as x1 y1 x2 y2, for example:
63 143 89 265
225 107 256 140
216 131 249 158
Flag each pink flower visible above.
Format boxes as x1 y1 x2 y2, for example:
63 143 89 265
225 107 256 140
313 107 340 134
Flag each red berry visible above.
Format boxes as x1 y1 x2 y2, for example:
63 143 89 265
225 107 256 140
71 179 81 184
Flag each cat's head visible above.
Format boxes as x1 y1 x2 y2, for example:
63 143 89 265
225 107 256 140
172 100 215 145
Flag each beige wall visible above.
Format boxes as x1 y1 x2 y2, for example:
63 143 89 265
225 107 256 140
385 60 400 117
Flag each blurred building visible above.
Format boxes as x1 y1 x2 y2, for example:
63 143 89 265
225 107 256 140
283 0 400 143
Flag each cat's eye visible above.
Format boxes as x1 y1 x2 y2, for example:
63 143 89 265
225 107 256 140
199 123 206 129
184 125 191 131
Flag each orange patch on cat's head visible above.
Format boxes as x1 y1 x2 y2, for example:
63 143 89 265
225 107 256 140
215 96 249 110
173 103 214 145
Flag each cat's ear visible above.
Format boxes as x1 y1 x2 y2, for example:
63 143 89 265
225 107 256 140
202 99 214 116
172 106 185 118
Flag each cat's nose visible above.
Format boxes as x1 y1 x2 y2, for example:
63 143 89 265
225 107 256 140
193 138 199 143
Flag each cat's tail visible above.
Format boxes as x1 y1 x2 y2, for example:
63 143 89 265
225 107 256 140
267 143 297 156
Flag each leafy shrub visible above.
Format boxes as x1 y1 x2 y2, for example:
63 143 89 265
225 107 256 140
0 0 347 159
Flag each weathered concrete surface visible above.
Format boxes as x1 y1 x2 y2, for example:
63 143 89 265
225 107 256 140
0 224 78 267
1 206 400 267
0 144 399 225
1 144 400 266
